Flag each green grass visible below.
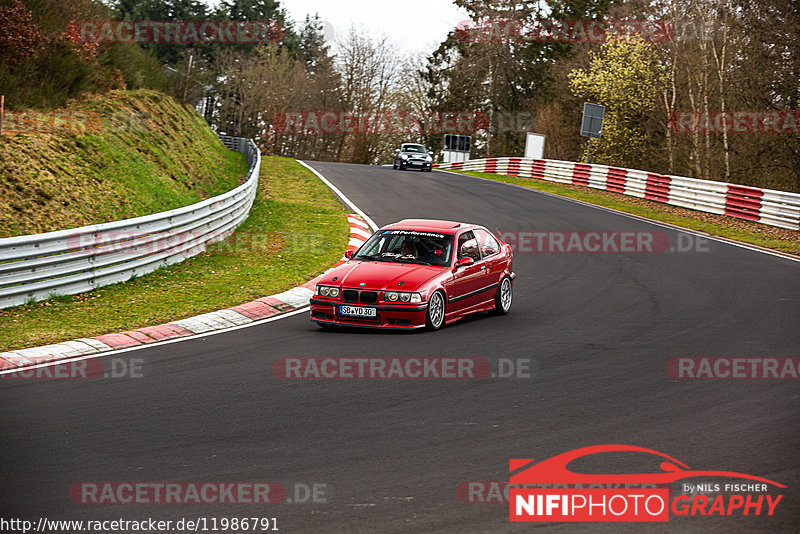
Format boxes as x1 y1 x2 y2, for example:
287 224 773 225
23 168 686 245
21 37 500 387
451 170 800 256
0 90 246 237
0 157 349 351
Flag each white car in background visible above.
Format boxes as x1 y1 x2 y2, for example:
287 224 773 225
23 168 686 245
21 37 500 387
393 143 433 172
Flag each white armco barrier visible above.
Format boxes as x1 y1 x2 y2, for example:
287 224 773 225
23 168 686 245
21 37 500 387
0 136 261 310
435 157 800 231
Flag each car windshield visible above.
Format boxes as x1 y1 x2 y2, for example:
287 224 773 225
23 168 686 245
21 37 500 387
354 230 453 267
402 145 427 153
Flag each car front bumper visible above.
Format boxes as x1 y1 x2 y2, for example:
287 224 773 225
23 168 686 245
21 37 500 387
402 160 431 169
310 298 428 329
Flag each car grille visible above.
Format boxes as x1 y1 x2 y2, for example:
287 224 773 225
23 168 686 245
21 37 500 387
360 291 378 303
341 289 379 303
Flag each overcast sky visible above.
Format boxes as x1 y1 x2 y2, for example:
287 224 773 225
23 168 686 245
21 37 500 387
283 0 469 55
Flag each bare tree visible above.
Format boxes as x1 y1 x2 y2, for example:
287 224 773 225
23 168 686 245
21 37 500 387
213 45 305 145
335 27 401 164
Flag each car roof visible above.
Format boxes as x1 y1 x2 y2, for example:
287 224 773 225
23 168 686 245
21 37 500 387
401 143 425 147
380 219 478 233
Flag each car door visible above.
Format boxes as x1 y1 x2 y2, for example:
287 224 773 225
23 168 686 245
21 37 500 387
473 228 504 302
448 230 487 311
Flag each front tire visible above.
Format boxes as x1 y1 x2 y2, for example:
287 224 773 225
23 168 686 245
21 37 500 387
425 291 446 331
491 277 512 315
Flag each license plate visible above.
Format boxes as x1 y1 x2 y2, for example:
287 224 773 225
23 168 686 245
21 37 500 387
339 305 377 318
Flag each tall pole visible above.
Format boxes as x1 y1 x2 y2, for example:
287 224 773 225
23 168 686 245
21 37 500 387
183 55 193 104
1 95 4 136
586 137 592 164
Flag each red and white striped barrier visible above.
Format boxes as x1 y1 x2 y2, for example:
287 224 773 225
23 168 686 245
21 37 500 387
434 158 800 230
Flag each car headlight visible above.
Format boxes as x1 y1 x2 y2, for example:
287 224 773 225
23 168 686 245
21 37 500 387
316 285 340 298
425 155 432 162
385 291 422 303
401 154 409 160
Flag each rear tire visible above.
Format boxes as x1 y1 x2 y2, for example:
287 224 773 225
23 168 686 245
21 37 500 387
425 291 446 331
491 277 512 315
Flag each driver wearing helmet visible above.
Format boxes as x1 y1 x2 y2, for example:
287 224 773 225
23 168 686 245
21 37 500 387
400 240 418 258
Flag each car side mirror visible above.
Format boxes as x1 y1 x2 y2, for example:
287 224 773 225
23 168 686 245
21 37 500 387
454 257 474 269
345 249 355 259
394 149 400 154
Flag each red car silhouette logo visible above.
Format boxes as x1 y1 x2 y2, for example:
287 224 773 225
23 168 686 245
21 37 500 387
510 444 785 487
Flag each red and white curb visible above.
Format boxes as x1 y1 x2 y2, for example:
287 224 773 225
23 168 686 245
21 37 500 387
0 213 372 372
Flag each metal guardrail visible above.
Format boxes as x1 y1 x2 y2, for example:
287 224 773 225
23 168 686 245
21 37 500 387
434 157 800 231
0 135 260 309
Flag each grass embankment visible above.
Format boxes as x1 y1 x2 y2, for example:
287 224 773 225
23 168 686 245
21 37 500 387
0 89 246 237
453 170 800 256
0 156 349 351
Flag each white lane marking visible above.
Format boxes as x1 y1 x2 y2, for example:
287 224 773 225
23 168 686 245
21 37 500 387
0 307 312 376
435 169 800 265
1 162 377 375
299 160 379 231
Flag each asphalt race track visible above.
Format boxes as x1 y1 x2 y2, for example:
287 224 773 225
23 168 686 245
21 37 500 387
1 163 799 533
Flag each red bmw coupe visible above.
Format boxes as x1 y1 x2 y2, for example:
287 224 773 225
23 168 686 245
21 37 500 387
310 219 515 331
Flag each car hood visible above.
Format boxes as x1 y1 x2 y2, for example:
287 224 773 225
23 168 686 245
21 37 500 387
320 261 444 292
